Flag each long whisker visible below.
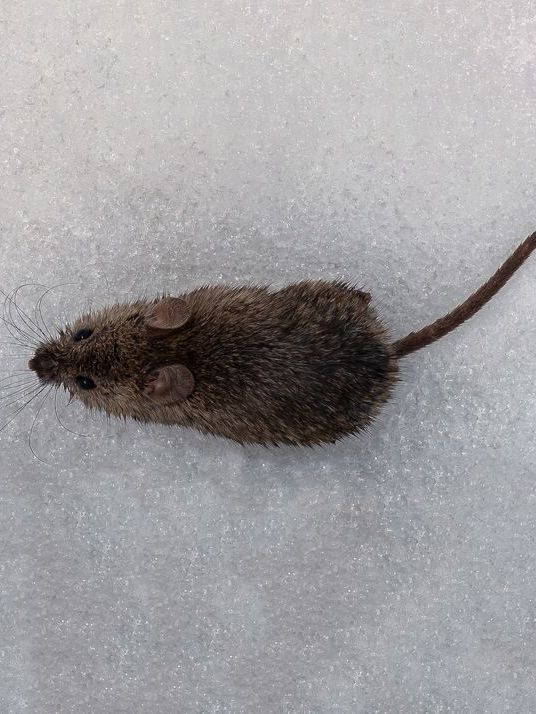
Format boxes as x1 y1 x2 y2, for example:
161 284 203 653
28 385 54 465
3 289 41 344
1 294 39 348
35 293 53 340
0 381 40 398
0 316 37 350
0 371 35 379
0 384 48 434
0 380 40 399
54 390 114 439
0 381 38 394
0 370 33 382
6 294 46 351
28 283 54 340
53 389 94 437
0 385 42 410
0 369 35 379
0 370 35 380
0 341 34 349
34 283 77 340
0 282 55 347
11 284 52 340
5 285 48 343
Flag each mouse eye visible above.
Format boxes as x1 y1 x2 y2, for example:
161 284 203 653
73 329 93 342
75 375 96 390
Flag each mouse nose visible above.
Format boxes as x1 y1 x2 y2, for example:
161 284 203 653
28 351 59 381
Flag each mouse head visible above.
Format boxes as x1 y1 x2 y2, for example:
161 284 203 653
27 297 195 418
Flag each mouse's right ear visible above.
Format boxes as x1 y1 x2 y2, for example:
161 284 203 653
145 297 191 336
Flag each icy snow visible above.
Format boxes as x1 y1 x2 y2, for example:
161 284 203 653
0 1 535 712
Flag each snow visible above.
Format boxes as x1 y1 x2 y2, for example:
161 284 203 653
1 1 535 711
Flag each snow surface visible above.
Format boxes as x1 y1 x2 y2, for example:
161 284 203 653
1 1 535 712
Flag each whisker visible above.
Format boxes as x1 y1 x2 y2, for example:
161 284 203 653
1 297 39 348
0 371 33 382
0 385 41 410
0 368 34 376
0 373 37 383
53 390 114 439
0 384 48 434
27 283 54 340
0 381 37 393
35 291 53 341
3 290 41 344
4 293 46 350
53 389 93 437
5 285 47 343
0 380 39 397
0 370 34 379
0 381 40 399
0 316 37 350
11 284 52 339
0 341 34 349
34 283 77 340
28 385 54 465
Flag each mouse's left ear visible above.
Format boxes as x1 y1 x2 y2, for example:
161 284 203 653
143 364 195 405
145 297 191 336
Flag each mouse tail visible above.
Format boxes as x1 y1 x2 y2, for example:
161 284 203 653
392 230 536 359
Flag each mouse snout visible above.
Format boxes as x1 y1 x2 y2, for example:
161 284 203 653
28 350 59 382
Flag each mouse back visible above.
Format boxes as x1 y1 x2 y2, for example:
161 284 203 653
158 280 398 445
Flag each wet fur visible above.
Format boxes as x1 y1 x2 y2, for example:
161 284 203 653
30 281 398 446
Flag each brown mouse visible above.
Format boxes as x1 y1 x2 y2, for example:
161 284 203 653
24 231 535 446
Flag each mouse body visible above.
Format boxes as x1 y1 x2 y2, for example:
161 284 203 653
29 281 398 446
26 230 536 447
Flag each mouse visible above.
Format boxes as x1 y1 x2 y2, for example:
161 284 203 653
25 231 535 447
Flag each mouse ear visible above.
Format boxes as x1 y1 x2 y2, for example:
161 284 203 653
145 297 191 335
143 364 194 405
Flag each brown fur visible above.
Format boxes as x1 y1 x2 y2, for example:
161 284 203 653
28 281 398 446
